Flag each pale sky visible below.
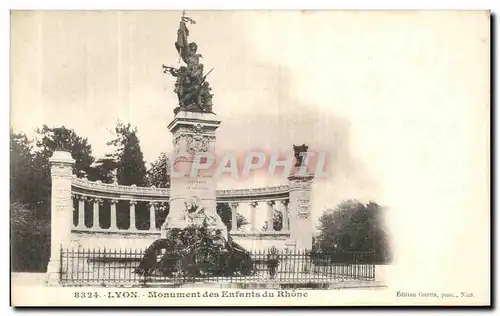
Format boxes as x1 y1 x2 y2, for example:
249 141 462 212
10 11 489 239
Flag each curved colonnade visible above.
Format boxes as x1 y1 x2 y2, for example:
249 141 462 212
70 176 292 239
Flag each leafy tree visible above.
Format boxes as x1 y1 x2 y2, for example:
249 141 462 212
105 121 148 228
10 130 35 206
34 125 95 179
11 126 96 272
107 121 147 186
314 199 392 264
146 152 171 188
216 203 250 231
11 202 51 272
261 210 288 231
10 126 96 212
273 211 283 231
88 157 117 183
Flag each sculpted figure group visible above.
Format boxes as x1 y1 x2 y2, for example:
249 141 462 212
161 196 227 239
163 15 214 114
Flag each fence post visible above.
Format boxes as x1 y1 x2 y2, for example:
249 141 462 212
46 150 75 285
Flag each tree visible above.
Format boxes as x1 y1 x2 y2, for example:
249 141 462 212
11 126 96 272
10 130 35 206
216 203 250 230
88 157 117 183
11 202 51 272
28 126 96 210
314 199 392 264
107 121 147 186
105 121 148 228
261 210 287 231
146 152 171 188
35 125 95 179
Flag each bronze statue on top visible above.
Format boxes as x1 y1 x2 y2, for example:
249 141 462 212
163 12 214 114
53 126 71 152
293 144 309 167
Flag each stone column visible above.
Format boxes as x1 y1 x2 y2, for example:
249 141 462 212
230 202 239 232
249 201 258 232
288 174 314 251
280 199 290 232
77 196 86 229
46 150 75 285
110 199 118 230
91 198 101 230
266 201 275 231
129 200 137 231
149 202 157 231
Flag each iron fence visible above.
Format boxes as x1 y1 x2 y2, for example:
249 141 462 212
59 247 375 286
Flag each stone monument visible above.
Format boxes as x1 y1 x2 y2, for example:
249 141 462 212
161 12 226 240
135 12 255 278
46 145 75 284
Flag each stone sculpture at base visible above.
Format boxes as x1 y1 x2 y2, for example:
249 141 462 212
160 195 227 240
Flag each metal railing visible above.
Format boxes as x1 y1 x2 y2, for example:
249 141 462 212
59 247 375 286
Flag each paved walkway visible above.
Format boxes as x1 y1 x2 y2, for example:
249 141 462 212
12 272 386 289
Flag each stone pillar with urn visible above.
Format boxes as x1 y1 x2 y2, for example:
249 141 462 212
46 150 75 285
287 144 315 251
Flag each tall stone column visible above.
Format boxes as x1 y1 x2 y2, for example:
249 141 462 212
288 174 314 250
129 200 137 231
110 199 118 230
230 202 239 232
249 202 258 232
266 201 275 231
46 150 75 285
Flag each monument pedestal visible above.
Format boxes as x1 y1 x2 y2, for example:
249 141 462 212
162 111 226 238
46 260 62 285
